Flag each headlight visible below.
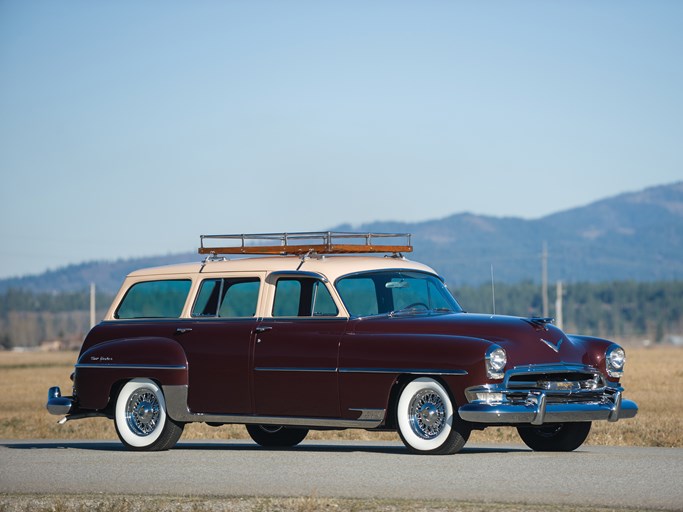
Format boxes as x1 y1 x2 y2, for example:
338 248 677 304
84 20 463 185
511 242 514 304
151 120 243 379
606 344 626 378
486 345 507 379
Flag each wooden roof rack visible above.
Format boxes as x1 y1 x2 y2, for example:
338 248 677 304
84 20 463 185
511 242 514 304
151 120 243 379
198 232 413 255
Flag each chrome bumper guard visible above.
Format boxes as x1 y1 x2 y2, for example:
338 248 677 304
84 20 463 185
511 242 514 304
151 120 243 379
46 386 74 416
459 388 638 425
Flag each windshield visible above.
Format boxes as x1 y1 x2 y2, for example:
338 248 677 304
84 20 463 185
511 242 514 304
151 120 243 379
336 270 463 317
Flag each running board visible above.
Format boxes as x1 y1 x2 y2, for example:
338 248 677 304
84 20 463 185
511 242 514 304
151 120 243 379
163 385 385 429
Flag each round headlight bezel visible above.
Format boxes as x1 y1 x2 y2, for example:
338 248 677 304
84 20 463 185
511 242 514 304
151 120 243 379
606 344 626 378
486 345 507 379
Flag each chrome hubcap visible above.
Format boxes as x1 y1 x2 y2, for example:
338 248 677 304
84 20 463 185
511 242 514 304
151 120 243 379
126 389 160 436
409 389 446 439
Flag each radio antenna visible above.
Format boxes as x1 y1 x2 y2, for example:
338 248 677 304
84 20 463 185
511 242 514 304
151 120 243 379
490 264 496 315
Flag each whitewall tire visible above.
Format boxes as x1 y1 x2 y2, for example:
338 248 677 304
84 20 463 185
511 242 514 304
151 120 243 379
396 377 469 455
114 378 184 451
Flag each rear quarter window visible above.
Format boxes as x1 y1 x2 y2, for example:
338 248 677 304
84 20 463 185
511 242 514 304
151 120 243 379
115 279 191 319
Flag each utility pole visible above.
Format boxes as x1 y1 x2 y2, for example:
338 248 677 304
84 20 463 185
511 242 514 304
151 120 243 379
555 280 563 330
541 242 549 317
90 282 96 329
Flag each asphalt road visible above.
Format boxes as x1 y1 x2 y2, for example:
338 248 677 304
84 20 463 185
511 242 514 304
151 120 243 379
2 439 682 510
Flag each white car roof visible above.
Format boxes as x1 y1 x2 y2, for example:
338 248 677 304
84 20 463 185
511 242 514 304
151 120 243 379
126 255 438 283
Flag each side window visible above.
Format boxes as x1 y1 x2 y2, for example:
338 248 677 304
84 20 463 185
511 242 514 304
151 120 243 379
219 280 260 317
115 280 191 319
335 277 378 316
192 278 260 318
312 281 338 316
272 278 338 317
272 279 302 317
193 279 221 317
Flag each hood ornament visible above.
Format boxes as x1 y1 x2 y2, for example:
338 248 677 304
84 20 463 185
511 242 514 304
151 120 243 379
540 337 563 353
523 317 554 331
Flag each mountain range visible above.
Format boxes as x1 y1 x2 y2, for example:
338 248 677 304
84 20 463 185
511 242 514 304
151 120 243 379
2 181 682 294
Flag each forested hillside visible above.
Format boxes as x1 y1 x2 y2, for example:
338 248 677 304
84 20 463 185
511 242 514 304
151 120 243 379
1 182 682 347
1 182 682 294
339 181 683 284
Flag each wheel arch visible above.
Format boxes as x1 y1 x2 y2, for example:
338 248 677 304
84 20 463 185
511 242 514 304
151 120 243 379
74 336 188 411
384 373 457 430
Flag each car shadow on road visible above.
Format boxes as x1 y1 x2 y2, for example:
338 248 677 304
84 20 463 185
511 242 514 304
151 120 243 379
173 442 530 455
1 441 127 451
1 440 529 455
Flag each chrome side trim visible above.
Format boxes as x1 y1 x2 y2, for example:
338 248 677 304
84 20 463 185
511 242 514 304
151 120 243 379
253 367 467 375
75 363 187 370
163 385 384 428
349 408 386 421
339 368 468 376
254 367 337 373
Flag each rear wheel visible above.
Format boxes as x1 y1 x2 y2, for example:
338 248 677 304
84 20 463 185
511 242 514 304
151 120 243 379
246 424 309 447
396 377 470 455
517 422 591 452
114 378 184 451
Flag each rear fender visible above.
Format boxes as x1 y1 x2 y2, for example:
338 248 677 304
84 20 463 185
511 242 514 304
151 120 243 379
75 337 188 410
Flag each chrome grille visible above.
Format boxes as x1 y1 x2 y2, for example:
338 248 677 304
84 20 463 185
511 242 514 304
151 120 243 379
503 364 607 404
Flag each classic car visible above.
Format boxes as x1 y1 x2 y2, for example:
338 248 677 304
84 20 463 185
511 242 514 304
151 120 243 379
47 232 637 454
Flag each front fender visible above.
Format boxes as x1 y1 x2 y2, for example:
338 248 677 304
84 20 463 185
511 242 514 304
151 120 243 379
567 334 620 382
339 332 494 417
75 337 188 411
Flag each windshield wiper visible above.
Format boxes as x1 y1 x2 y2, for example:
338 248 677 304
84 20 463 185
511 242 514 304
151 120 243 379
389 304 455 317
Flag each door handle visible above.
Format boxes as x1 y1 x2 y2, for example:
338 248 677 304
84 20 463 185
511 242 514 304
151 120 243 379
175 328 193 335
254 326 273 334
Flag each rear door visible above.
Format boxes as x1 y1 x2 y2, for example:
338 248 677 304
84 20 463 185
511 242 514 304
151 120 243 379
175 273 264 414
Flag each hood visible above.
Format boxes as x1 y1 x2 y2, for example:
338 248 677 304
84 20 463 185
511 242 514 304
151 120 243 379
355 312 590 367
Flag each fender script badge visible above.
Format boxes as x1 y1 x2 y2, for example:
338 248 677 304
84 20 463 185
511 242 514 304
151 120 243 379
540 338 562 353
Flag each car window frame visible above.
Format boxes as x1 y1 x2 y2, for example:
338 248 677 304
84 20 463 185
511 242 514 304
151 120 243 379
113 278 193 320
267 271 343 319
190 276 262 319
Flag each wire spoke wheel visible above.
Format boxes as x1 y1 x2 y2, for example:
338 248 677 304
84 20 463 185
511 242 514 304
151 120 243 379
408 389 446 439
114 378 184 451
396 377 469 455
126 389 161 436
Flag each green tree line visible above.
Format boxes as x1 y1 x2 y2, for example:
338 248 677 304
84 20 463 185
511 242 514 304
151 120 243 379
455 280 683 341
1 280 682 348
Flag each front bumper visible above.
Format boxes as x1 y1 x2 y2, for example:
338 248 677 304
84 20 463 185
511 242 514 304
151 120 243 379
46 386 74 416
459 387 638 425
458 363 639 426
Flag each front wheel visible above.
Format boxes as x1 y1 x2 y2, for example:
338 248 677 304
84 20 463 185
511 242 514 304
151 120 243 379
517 422 591 452
396 377 470 455
114 378 184 451
246 424 309 447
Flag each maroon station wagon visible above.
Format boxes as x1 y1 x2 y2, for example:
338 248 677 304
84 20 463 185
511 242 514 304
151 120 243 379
47 232 637 454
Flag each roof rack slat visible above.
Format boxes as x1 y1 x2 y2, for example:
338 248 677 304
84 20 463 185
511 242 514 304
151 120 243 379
198 232 412 255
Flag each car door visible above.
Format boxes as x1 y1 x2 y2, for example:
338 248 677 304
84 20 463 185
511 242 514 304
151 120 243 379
174 274 264 414
252 273 346 418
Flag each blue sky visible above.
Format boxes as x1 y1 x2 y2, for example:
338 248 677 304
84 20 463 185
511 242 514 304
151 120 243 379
1 1 681 279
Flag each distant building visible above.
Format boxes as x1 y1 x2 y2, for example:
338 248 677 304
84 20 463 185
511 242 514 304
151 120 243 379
39 340 63 352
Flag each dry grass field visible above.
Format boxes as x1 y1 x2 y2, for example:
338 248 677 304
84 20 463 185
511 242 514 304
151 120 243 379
1 346 681 447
